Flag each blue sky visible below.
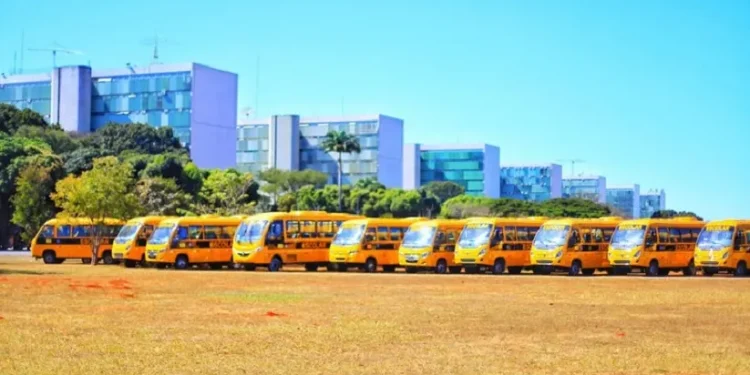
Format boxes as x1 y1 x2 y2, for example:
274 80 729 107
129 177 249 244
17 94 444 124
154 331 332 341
2 0 749 220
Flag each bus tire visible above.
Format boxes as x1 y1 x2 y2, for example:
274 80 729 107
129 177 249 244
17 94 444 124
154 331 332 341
449 266 462 274
508 266 523 275
435 260 448 274
42 250 57 264
174 255 190 270
243 264 256 271
101 251 114 265
268 257 282 272
124 260 137 268
646 260 660 277
735 261 748 277
305 264 319 272
405 267 418 274
492 259 505 275
569 260 582 276
382 265 396 273
364 258 377 273
683 260 696 276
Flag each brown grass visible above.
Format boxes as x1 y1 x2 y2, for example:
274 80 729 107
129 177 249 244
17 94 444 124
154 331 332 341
1 255 750 375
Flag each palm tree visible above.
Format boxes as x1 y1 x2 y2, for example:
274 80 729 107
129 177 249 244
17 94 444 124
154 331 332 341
321 130 361 212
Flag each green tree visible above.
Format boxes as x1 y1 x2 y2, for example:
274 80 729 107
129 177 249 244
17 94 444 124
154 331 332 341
321 130 361 212
87 123 183 155
439 195 495 218
490 198 539 217
14 125 80 154
651 209 703 221
142 153 203 196
286 169 328 192
0 104 49 134
11 164 58 242
135 177 192 216
63 147 108 175
192 169 257 216
51 156 140 265
537 198 611 218
419 181 465 203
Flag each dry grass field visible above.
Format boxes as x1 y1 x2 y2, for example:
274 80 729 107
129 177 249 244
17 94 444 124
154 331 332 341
1 255 749 375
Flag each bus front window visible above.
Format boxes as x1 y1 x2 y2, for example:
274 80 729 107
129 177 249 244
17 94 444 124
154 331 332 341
697 227 735 250
458 224 492 248
611 227 646 249
236 220 269 244
333 225 366 246
401 226 436 248
115 224 141 244
149 226 175 245
533 226 570 250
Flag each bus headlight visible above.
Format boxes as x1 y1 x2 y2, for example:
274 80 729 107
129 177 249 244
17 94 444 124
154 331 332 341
125 245 132 253
421 252 430 258
723 252 729 260
254 247 263 253
555 251 563 259
633 251 641 259
349 250 358 256
478 248 486 256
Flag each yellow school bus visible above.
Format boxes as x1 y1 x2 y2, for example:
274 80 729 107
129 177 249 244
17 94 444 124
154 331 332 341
31 218 125 264
233 211 360 272
112 216 170 268
695 220 750 276
329 217 427 272
530 217 622 275
454 217 547 274
398 219 466 274
145 216 244 270
608 217 705 276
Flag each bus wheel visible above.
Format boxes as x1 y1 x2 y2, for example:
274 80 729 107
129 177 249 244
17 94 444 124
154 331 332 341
101 251 114 265
492 259 505 275
382 266 396 273
508 267 523 275
582 268 595 276
405 267 418 274
174 255 190 270
305 264 319 272
646 260 660 277
364 258 378 273
435 260 448 274
243 264 256 271
735 262 748 277
268 257 282 272
683 260 696 276
42 250 57 264
568 260 582 276
124 260 137 268
81 258 92 265
449 266 462 274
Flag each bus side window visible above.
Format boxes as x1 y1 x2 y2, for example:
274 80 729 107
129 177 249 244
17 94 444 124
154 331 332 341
72 225 91 238
39 225 54 239
669 228 680 243
504 227 516 242
569 230 580 247
286 221 300 239
57 225 71 237
221 226 235 239
204 226 220 240
377 227 388 241
603 228 614 242
390 227 401 241
140 225 154 239
744 231 750 251
516 227 530 242
365 227 376 242
527 227 538 241
581 229 592 244
434 231 445 247
267 221 284 244
447 232 456 244
735 230 744 249
318 221 334 238
593 229 604 243
189 226 204 240
646 229 657 246
658 228 669 243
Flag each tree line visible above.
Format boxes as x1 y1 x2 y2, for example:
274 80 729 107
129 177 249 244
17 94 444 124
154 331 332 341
1 104 697 250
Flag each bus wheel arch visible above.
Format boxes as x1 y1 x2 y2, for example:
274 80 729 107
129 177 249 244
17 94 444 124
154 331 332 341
42 250 57 264
435 259 448 274
569 259 582 276
100 250 114 265
735 261 748 277
174 254 190 270
268 256 283 272
683 259 696 276
364 257 378 273
492 258 505 275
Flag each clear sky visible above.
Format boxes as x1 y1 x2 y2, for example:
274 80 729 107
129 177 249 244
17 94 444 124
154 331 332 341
2 0 749 220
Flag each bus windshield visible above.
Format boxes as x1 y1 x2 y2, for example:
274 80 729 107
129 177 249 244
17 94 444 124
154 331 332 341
611 226 646 249
697 227 735 250
533 226 570 250
458 224 492 248
235 220 268 244
148 226 175 245
114 224 141 244
332 224 366 246
401 226 436 248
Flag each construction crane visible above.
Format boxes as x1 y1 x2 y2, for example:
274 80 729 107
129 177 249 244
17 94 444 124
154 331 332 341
27 44 83 68
557 159 585 178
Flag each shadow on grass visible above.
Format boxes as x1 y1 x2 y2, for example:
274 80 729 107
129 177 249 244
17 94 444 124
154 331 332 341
0 268 60 276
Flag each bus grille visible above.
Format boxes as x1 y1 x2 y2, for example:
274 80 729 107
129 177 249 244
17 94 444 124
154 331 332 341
536 260 553 265
614 260 630 265
460 258 475 263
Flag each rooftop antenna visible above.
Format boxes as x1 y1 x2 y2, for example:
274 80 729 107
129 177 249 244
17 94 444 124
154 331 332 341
27 43 84 69
20 30 24 74
141 34 174 65
557 158 585 178
254 55 260 118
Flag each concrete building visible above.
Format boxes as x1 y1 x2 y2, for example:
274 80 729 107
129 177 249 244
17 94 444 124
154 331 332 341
0 63 238 169
562 176 607 204
237 114 403 188
640 189 666 219
500 164 563 202
403 143 500 198
607 184 641 219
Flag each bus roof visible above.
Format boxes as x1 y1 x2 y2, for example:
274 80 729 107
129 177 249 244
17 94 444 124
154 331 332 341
617 217 706 227
704 219 750 227
157 216 244 226
409 219 467 229
342 217 428 226
247 211 363 221
542 217 624 226
125 216 173 225
465 217 549 225
43 217 125 226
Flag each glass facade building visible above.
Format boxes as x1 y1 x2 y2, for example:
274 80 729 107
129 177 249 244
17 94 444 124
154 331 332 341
500 164 563 202
562 176 607 204
640 189 666 219
0 63 238 169
236 114 403 188
402 144 500 198
606 185 641 219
